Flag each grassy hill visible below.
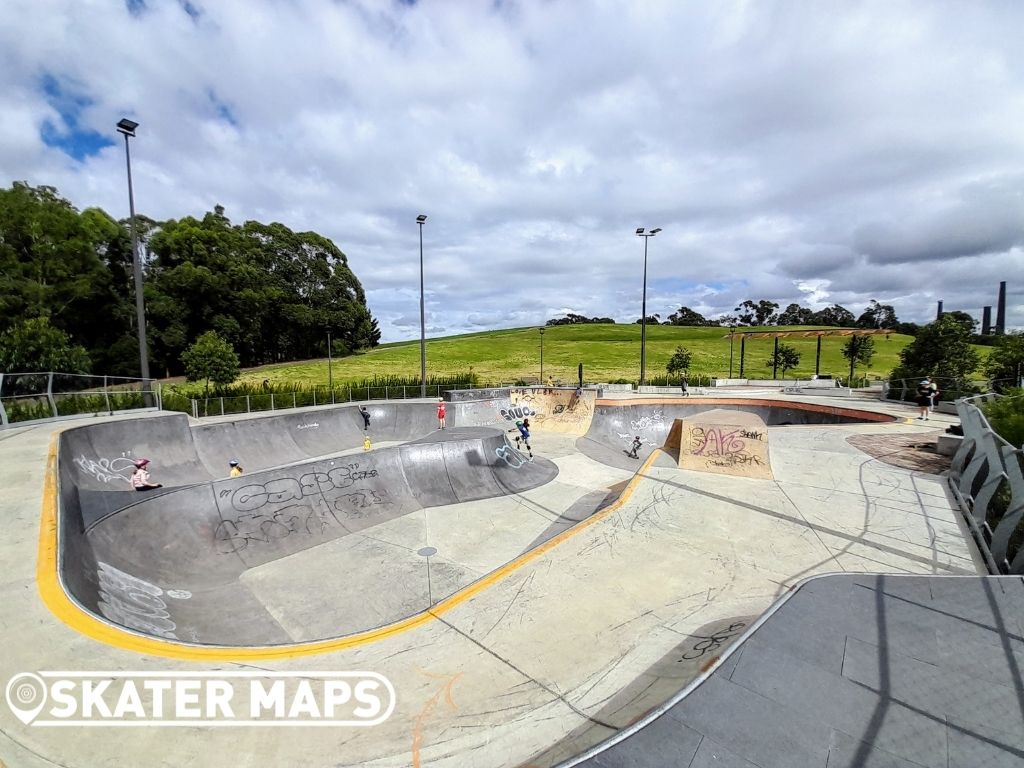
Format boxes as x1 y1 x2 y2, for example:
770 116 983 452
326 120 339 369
236 325 915 387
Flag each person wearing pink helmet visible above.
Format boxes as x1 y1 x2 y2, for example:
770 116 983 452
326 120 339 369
130 458 163 491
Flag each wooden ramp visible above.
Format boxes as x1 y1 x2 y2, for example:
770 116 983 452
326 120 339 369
665 408 772 479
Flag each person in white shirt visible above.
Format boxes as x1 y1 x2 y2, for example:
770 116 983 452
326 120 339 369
130 458 163 491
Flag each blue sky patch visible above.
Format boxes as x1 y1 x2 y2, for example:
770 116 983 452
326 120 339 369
39 74 115 161
208 91 239 127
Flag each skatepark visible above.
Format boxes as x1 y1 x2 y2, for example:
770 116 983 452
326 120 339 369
2 387 1019 767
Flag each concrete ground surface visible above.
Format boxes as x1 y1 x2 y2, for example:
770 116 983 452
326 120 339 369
566 574 1024 768
0 390 994 768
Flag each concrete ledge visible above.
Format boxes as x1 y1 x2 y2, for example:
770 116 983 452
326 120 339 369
937 433 963 457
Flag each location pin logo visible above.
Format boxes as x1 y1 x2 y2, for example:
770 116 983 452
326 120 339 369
5 673 48 725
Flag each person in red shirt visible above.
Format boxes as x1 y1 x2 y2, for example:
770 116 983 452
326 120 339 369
436 398 447 430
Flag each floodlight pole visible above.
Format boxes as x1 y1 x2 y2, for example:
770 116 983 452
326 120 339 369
539 327 545 382
635 227 661 386
327 330 333 391
417 214 428 398
117 118 151 396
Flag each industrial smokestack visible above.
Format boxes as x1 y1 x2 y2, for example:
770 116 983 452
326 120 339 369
996 281 1007 335
936 300 943 320
982 306 992 335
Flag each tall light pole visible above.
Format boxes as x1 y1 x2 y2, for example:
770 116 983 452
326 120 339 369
416 214 428 398
728 326 735 378
635 227 661 386
326 330 333 392
117 118 151 395
539 327 545 383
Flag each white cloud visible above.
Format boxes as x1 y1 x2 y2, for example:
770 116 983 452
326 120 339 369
2 0 1023 341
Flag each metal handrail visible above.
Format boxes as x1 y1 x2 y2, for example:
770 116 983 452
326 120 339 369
948 392 1024 574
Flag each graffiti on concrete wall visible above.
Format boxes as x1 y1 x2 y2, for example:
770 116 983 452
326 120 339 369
689 426 765 468
97 561 186 639
495 434 529 468
74 454 137 484
212 463 391 554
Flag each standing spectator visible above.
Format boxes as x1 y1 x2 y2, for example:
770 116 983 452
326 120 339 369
363 435 372 452
130 459 163 491
229 460 243 477
436 398 447 430
359 406 371 431
680 376 689 397
915 378 932 420
928 380 940 413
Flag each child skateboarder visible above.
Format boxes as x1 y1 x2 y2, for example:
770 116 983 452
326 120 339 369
626 436 644 459
508 419 534 460
229 460 243 477
437 398 447 430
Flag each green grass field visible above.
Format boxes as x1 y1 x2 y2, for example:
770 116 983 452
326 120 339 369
235 325 917 387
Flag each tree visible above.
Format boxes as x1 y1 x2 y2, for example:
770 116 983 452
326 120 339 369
666 306 709 326
811 304 855 327
889 314 980 386
943 310 977 335
546 314 615 325
666 346 693 379
735 299 778 326
0 182 137 373
0 316 91 373
777 303 815 326
766 342 801 379
985 331 1024 391
841 335 875 382
856 300 898 329
146 211 380 373
181 331 240 396
635 314 660 324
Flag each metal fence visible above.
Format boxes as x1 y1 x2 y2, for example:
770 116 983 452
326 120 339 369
0 372 160 426
948 392 1024 574
184 384 507 418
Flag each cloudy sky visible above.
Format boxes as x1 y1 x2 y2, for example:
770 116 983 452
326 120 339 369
3 0 1023 342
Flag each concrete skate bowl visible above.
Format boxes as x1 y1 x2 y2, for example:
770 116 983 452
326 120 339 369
578 398 896 469
54 405 560 647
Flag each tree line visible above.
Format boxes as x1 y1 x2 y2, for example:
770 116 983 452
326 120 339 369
0 182 380 378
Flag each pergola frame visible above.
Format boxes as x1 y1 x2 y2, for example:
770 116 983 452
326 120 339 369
725 328 895 379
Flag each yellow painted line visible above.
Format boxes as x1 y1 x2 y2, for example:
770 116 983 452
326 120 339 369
38 434 660 661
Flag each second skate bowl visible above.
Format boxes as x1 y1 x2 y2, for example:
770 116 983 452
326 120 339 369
578 397 895 468
57 405 557 646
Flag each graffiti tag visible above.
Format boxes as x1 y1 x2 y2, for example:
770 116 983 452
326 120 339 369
74 455 136 484
97 561 182 639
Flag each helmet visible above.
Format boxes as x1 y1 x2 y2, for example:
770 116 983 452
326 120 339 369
516 420 524 426
133 458 150 468
229 460 239 466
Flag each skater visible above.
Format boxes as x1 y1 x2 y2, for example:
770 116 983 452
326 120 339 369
627 436 643 459
130 458 163 491
229 460 243 477
436 398 447 430
915 378 932 421
928 379 940 413
359 406 371 430
508 419 534 459
363 435 372 452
